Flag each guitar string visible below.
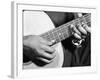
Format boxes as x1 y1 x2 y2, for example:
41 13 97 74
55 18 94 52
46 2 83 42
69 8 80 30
41 14 91 43
43 18 91 42
40 14 91 43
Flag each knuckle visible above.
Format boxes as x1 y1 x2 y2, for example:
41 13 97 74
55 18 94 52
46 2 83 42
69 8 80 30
74 27 81 35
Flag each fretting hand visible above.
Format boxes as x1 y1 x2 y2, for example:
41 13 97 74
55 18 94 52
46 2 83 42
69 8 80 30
70 13 91 46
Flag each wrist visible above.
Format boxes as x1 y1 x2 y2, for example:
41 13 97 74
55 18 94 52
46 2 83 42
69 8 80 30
23 36 31 47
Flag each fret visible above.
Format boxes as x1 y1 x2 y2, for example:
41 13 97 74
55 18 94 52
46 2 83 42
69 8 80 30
64 20 74 27
53 29 60 43
53 28 61 42
58 24 71 40
85 14 91 27
80 16 87 24
85 14 91 21
59 22 73 38
57 31 64 42
53 25 64 42
61 27 69 40
87 22 91 27
74 18 81 26
61 26 68 40
58 28 65 40
74 16 87 28
41 31 49 41
45 32 51 41
40 29 53 42
48 30 55 41
40 32 48 40
40 13 91 44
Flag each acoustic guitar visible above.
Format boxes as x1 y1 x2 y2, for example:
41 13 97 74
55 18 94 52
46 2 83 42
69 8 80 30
23 11 91 69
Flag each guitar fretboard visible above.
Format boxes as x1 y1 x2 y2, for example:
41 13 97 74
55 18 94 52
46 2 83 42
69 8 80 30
40 13 91 44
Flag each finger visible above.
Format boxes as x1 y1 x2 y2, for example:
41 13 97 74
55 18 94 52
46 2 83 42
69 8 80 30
70 24 75 34
78 25 87 35
41 45 55 53
37 57 53 64
51 40 56 45
77 13 83 17
84 25 91 33
71 25 81 36
41 39 53 46
39 51 56 60
74 33 81 39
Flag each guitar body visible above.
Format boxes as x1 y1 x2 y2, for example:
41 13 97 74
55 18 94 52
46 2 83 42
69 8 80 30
23 11 64 69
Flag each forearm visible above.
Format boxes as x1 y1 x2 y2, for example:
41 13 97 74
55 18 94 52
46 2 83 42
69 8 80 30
23 35 34 62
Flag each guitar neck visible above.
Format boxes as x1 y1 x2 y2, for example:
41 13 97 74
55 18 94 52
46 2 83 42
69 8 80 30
40 13 91 44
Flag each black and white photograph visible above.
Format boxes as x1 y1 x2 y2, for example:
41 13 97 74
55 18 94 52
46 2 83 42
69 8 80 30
11 1 97 78
0 0 100 79
23 10 91 69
